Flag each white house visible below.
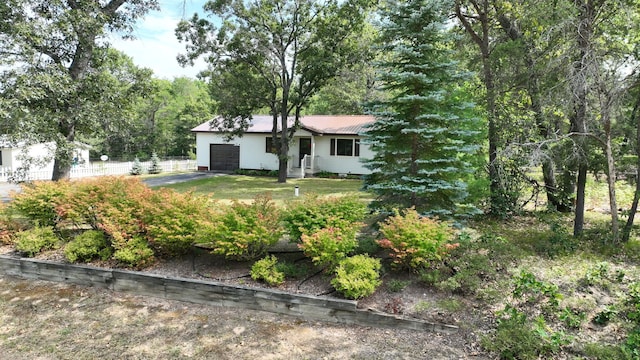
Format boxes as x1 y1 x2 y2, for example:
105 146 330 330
0 140 90 174
192 115 375 177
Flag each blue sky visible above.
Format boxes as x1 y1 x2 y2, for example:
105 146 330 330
110 0 210 79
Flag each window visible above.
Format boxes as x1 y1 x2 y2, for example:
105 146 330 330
330 138 360 157
265 137 280 153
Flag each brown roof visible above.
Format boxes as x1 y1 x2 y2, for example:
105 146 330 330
191 115 374 135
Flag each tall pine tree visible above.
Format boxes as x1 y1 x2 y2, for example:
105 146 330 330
363 0 482 218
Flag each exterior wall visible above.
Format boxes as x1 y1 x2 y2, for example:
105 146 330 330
195 132 279 171
313 136 372 175
195 131 373 175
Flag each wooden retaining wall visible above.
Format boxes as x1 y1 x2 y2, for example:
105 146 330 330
0 255 458 334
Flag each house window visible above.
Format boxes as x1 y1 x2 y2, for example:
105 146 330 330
265 137 280 153
330 138 360 157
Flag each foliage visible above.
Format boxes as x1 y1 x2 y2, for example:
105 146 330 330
147 153 162 174
143 189 213 257
377 208 456 271
331 255 382 299
282 194 367 241
130 158 144 176
512 270 562 310
250 255 285 286
198 195 283 261
363 0 482 219
1 0 158 180
387 279 410 293
11 181 73 226
482 306 572 360
298 223 361 270
112 236 154 269
14 226 59 257
0 203 28 244
64 230 112 263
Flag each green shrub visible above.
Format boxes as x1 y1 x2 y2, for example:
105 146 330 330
11 180 72 226
377 208 456 271
298 222 361 270
387 279 410 292
199 195 283 261
14 226 59 257
64 230 113 263
331 255 382 299
251 255 285 286
148 152 162 174
0 203 27 245
130 158 143 175
275 261 309 279
282 194 367 241
512 270 562 310
482 306 571 360
113 236 154 268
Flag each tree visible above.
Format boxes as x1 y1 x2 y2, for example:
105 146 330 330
363 0 482 218
176 0 375 182
0 0 159 180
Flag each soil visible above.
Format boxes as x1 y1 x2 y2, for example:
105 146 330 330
0 245 494 359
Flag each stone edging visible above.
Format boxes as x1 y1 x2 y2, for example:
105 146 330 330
0 255 458 334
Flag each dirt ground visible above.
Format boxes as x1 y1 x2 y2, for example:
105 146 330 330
0 274 490 360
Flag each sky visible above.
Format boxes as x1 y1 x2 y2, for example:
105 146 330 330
109 0 211 79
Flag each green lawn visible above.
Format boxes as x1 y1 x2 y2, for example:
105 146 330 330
157 175 372 204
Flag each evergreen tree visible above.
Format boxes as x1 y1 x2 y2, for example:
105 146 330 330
148 152 162 175
363 0 482 218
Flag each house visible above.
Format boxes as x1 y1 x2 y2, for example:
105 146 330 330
0 140 90 174
191 115 375 177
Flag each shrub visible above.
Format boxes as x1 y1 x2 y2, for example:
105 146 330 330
148 152 162 174
11 180 72 226
64 230 113 263
0 203 27 245
377 208 456 271
130 158 143 175
250 255 285 286
113 236 155 268
331 254 382 299
14 226 59 257
143 189 214 257
298 222 361 270
482 306 571 360
199 194 283 261
282 194 367 241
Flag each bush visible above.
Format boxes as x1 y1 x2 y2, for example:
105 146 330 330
11 180 72 226
14 226 59 257
377 208 456 271
282 194 367 241
113 236 155 268
0 203 27 245
148 152 162 174
143 189 214 257
298 222 361 270
331 255 382 299
250 255 285 286
198 194 283 261
64 230 113 263
130 158 143 175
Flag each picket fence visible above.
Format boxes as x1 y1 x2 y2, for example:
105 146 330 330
0 160 197 182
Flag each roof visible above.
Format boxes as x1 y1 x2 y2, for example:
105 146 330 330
191 115 375 136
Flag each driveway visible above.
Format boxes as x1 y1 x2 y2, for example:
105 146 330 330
0 172 226 202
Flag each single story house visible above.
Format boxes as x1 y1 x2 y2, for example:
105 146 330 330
0 140 90 173
192 115 375 177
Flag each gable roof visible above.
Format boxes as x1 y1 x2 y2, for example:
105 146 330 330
191 115 374 136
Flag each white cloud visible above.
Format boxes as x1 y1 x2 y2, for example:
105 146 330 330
109 1 210 79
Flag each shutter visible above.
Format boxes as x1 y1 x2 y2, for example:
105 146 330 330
330 138 335 156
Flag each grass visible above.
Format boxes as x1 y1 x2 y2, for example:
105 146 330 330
156 174 371 204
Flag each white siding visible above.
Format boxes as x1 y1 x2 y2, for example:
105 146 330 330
313 136 372 175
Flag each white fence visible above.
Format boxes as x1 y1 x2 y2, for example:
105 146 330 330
0 160 197 182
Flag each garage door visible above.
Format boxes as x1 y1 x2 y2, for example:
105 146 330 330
209 144 240 171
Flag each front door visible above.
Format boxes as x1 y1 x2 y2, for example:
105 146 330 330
299 138 311 168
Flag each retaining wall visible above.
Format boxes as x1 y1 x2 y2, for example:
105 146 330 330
0 255 458 334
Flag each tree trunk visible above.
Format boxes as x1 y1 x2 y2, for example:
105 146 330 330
622 91 640 242
571 0 594 237
51 121 75 181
